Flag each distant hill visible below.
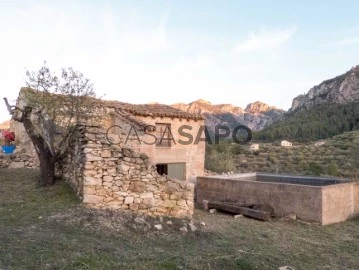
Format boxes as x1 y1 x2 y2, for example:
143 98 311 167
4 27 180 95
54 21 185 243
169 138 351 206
254 102 359 142
0 120 10 130
255 65 359 142
171 100 285 131
236 130 359 178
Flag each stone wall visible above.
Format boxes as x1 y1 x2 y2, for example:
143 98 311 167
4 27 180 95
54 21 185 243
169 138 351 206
106 113 205 181
136 116 205 181
0 152 39 168
63 125 194 218
0 119 39 169
196 174 359 225
321 182 359 225
196 174 323 223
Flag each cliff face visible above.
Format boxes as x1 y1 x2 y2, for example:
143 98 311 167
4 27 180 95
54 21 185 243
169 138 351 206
245 101 280 114
290 66 359 112
172 100 285 131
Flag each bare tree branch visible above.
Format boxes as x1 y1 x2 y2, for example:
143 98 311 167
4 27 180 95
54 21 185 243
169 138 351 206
6 62 99 186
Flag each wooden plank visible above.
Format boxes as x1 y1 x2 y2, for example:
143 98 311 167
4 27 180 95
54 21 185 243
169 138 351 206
206 201 271 221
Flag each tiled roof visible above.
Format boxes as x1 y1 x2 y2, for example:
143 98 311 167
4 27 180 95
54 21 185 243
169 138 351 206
114 108 155 130
104 100 203 120
17 88 204 122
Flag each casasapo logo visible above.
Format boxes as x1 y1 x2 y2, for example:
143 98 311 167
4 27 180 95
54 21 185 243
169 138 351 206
106 124 252 146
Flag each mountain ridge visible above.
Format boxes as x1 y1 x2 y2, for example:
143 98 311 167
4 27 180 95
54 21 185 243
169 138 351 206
290 65 359 112
171 99 285 131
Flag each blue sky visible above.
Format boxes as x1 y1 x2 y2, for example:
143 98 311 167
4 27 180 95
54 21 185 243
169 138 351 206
1 0 359 122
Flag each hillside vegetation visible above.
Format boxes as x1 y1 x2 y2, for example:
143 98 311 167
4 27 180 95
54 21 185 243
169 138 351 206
206 130 359 178
254 102 359 142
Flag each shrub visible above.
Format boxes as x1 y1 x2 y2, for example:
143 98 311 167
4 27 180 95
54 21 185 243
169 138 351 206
205 150 235 173
308 162 324 175
327 163 339 176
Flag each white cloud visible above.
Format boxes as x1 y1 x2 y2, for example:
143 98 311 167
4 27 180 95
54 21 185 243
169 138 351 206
235 27 296 52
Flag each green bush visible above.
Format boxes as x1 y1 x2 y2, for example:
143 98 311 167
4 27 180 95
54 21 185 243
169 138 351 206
205 150 235 173
308 162 324 175
327 163 339 176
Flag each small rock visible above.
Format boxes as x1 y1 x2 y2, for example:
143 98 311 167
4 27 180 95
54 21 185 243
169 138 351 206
166 221 173 225
124 196 134 204
154 224 163 230
159 217 164 223
203 200 209 211
188 223 197 232
281 213 298 221
278 266 295 270
297 220 312 226
234 214 243 219
209 209 217 214
200 222 206 226
134 217 146 224
179 226 188 233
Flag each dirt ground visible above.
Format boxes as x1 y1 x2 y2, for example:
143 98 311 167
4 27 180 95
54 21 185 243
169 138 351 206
0 168 358 269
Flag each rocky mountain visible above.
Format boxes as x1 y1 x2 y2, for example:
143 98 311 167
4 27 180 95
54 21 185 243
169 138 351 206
245 101 280 114
290 65 359 112
0 120 10 130
172 100 285 131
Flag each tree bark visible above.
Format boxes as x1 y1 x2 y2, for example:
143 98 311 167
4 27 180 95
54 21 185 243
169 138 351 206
20 107 56 186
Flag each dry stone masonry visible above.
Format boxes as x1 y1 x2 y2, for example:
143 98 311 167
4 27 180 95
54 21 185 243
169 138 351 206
63 125 194 218
0 152 39 169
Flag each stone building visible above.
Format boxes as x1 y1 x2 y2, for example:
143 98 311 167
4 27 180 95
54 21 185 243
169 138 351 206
7 88 206 218
281 140 293 147
101 100 205 181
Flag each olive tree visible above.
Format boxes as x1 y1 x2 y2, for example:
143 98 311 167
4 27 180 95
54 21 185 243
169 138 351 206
4 63 98 186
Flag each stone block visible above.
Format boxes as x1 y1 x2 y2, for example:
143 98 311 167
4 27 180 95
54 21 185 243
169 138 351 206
83 170 97 176
129 181 146 193
134 198 143 204
115 180 123 186
101 149 111 158
116 191 128 197
83 194 103 204
84 176 102 186
83 187 96 195
129 203 139 210
140 192 154 199
103 176 113 182
124 196 134 204
118 164 130 173
97 189 107 196
170 193 181 200
85 154 102 161
103 182 112 187
177 200 187 207
163 200 177 208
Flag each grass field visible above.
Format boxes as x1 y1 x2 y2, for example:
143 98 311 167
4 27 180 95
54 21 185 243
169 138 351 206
1 169 358 269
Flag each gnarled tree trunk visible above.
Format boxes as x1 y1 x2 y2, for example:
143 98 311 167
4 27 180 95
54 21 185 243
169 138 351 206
21 107 56 186
4 101 56 186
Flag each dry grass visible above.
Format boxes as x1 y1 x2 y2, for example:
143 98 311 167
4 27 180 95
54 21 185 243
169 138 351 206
1 169 358 269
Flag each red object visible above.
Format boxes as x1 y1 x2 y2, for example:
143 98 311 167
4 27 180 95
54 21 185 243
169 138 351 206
2 130 15 142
